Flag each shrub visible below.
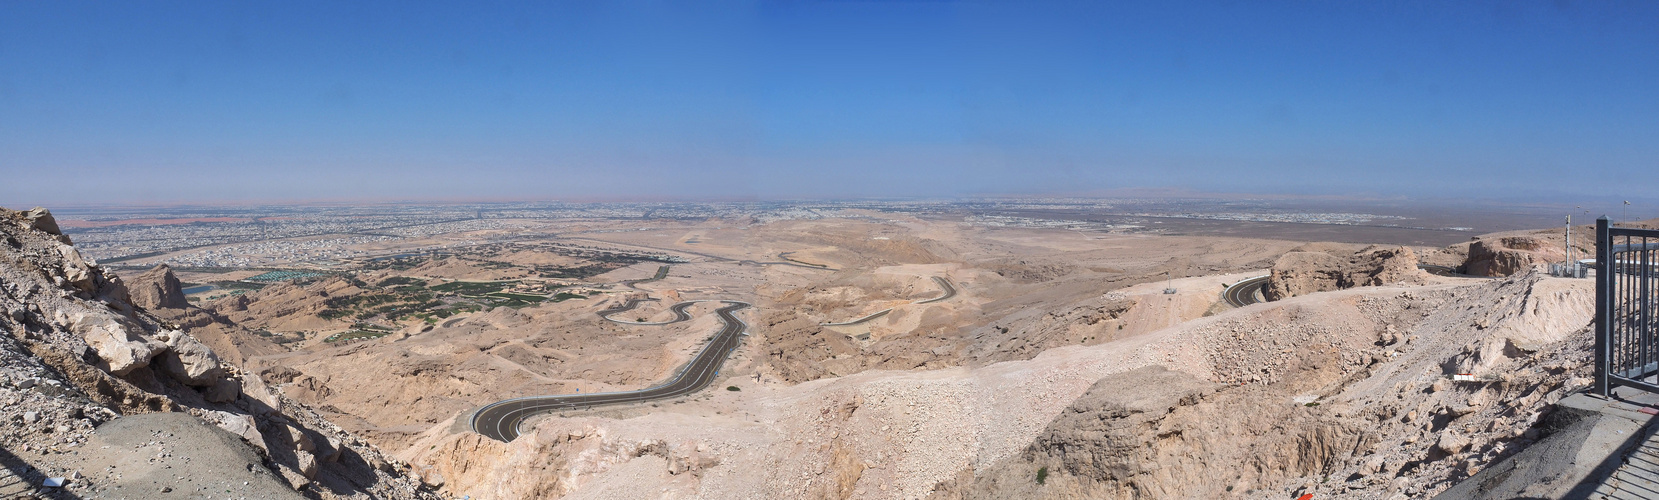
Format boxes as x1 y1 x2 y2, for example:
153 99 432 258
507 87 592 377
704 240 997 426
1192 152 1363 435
1036 466 1048 485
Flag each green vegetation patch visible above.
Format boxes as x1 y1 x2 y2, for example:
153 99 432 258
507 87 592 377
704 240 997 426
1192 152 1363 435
551 292 588 302
536 263 626 279
245 270 333 283
325 330 393 343
483 293 544 309
317 289 438 321
430 281 512 295
210 280 267 291
360 255 433 271
482 292 547 309
726 386 741 392
376 276 425 288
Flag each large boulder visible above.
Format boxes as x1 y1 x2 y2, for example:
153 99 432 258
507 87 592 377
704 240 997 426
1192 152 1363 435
1465 236 1564 277
72 315 167 376
296 450 320 479
1348 245 1424 286
202 410 267 453
205 376 242 403
240 372 284 416
22 207 70 244
130 264 190 310
55 244 98 292
155 330 225 386
1262 252 1345 300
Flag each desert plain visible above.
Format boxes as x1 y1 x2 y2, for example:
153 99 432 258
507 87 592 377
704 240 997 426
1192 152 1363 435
0 201 1637 499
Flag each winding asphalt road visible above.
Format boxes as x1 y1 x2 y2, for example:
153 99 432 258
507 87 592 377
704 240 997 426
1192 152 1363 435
821 308 892 327
819 277 956 326
470 301 752 442
598 298 696 325
1223 264 1493 307
1223 275 1272 307
914 276 957 304
620 265 672 290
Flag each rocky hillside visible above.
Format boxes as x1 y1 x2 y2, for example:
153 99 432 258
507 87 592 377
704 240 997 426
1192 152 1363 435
1263 244 1428 301
945 272 1593 499
125 263 290 366
1446 218 1659 277
386 263 1591 499
207 277 369 333
0 207 443 499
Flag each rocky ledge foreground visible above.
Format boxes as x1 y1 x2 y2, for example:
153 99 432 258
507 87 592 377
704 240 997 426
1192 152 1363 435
0 207 444 499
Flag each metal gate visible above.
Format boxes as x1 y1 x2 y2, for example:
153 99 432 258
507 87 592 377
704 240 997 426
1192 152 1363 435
1595 217 1659 397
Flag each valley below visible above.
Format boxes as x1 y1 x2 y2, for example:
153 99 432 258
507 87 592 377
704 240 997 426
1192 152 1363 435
0 201 1637 499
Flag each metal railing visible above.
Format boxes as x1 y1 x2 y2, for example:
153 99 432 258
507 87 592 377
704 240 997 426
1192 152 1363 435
1595 217 1659 397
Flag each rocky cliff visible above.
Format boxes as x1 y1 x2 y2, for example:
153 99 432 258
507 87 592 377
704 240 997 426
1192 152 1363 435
1263 245 1428 301
0 207 440 499
1464 236 1565 277
939 272 1594 499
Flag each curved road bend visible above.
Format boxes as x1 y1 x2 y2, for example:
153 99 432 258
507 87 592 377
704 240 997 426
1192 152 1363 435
598 296 656 316
914 276 957 304
470 301 751 443
820 277 956 326
598 299 696 325
1223 275 1272 307
820 308 892 327
621 265 672 290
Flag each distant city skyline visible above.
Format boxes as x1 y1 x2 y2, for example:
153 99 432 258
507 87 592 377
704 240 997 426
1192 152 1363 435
4 1 1658 205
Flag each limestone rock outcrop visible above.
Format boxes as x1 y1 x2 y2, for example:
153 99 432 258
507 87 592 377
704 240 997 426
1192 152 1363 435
1264 245 1427 301
0 206 441 499
129 264 190 310
206 277 366 332
22 206 70 244
1464 236 1565 277
155 329 225 386
72 315 167 376
206 376 242 403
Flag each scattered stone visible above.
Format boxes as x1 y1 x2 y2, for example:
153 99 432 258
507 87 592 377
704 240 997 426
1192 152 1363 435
296 450 319 479
1436 430 1470 455
205 376 240 403
156 330 224 386
420 469 445 488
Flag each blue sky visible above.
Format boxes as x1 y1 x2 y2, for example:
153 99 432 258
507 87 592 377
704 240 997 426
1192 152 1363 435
2 1 1657 204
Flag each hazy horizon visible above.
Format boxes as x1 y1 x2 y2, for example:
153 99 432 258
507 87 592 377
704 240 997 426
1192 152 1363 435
5 2 1658 206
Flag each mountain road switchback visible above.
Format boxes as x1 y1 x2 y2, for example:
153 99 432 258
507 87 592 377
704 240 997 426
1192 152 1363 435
469 300 751 442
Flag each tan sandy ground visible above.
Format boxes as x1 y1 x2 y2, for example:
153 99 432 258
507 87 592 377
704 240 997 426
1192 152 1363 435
164 214 1589 500
404 272 1593 500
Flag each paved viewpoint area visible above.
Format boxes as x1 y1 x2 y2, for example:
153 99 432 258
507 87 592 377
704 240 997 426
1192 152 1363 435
1439 387 1659 499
